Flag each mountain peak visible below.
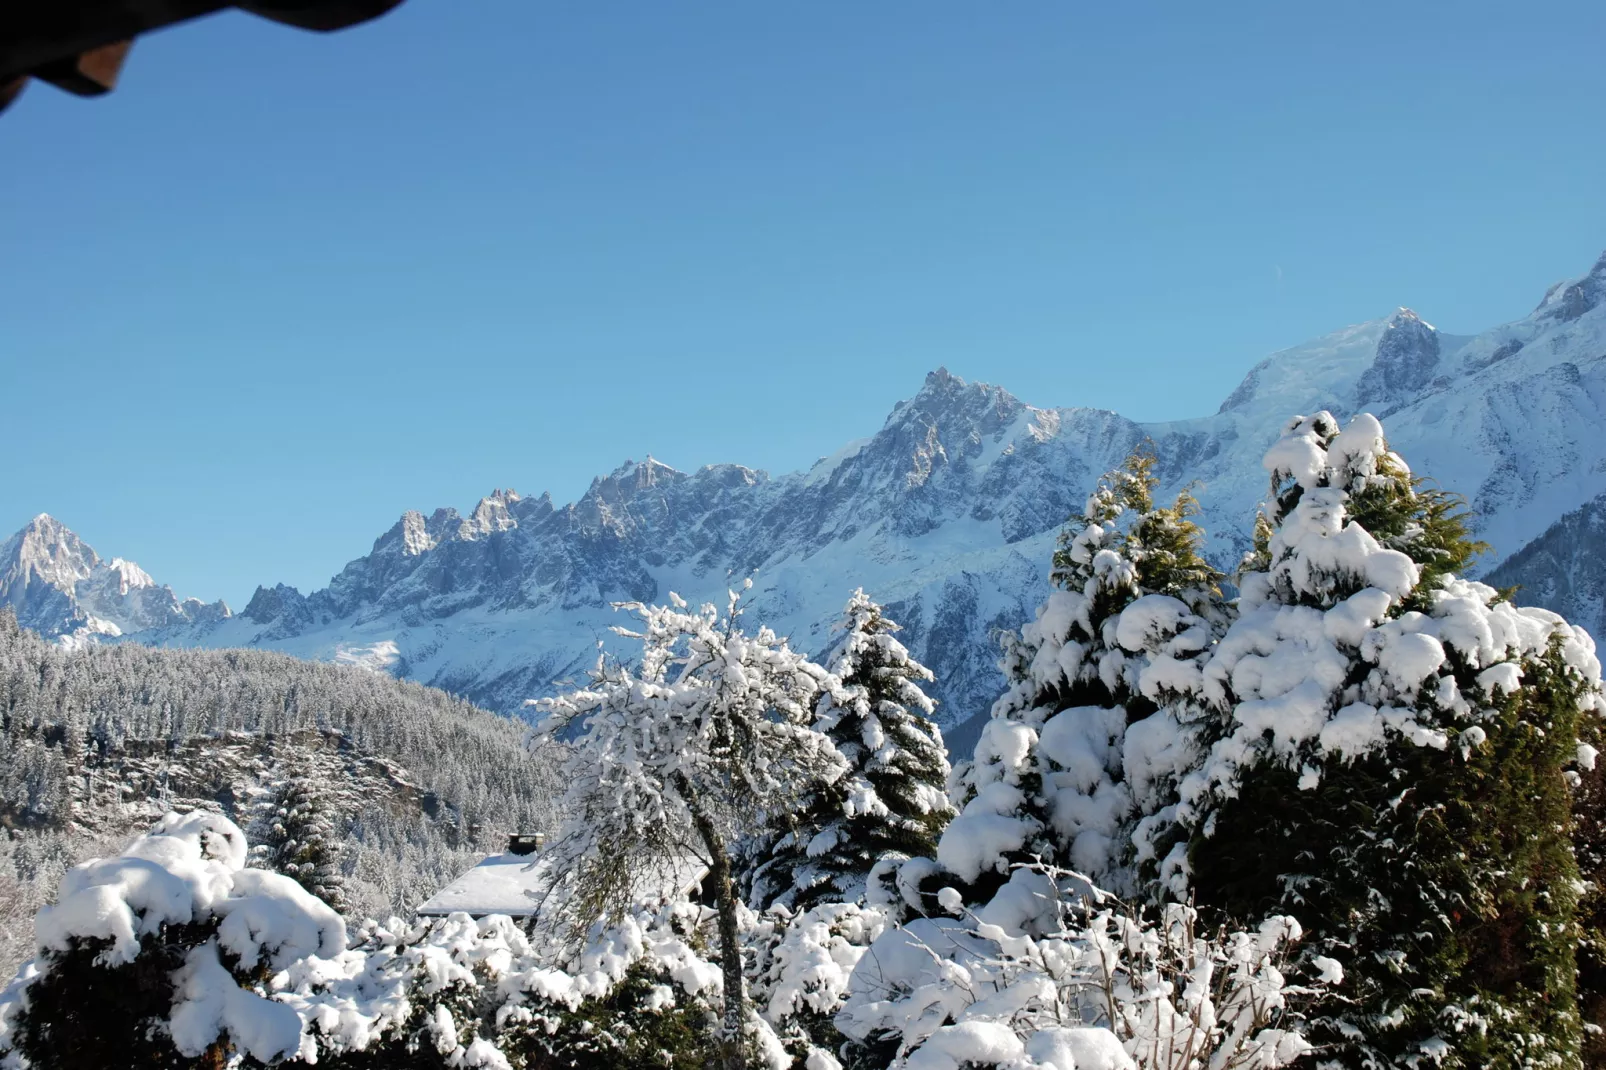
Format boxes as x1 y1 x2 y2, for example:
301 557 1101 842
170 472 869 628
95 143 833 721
100 558 157 593
1534 250 1606 323
896 368 1024 425
0 515 224 639
1355 308 1441 406
594 456 685 494
2 513 100 589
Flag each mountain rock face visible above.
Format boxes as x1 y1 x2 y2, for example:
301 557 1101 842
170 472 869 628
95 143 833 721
0 515 229 640
1353 309 1441 405
1487 492 1606 643
9 251 1606 727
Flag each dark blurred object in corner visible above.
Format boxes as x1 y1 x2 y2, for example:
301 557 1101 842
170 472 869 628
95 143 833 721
0 1 404 117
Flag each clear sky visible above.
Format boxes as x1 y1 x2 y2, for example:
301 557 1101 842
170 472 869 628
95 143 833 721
4 1 1605 607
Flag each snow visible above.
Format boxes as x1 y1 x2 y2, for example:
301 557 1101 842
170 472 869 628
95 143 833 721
35 810 249 964
838 894 1325 1070
415 854 549 918
1373 630 1447 692
169 941 307 1062
1310 955 1344 985
1027 1027 1135 1070
216 867 346 969
1038 706 1123 793
8 811 354 1064
939 785 1035 883
904 1022 1025 1070
1 809 869 1069
333 639 402 674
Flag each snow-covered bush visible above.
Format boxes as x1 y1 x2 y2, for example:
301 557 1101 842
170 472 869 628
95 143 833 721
0 810 347 1069
292 904 737 1070
744 592 954 914
1178 411 1606 1067
837 865 1329 1070
296 896 871 1070
745 899 892 1065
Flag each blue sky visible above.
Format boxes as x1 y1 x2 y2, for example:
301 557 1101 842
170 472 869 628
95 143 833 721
4 0 1605 607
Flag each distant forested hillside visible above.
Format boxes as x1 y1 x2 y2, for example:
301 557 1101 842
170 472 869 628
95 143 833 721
0 609 560 976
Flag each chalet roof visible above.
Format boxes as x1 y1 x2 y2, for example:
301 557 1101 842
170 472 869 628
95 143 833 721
416 853 551 918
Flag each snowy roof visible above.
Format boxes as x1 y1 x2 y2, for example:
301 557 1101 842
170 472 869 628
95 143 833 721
415 852 709 919
416 853 552 918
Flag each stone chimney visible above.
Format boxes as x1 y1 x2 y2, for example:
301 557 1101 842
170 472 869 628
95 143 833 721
506 833 545 856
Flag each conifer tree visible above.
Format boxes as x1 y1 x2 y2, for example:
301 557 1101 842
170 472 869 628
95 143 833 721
261 777 347 914
1179 411 1606 1069
928 447 1225 911
743 590 954 912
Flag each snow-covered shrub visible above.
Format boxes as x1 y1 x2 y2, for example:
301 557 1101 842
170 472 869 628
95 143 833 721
291 893 866 1070
0 810 347 1069
291 904 737 1070
744 592 954 914
1179 411 1606 1067
837 865 1328 1070
746 899 891 1066
930 449 1225 912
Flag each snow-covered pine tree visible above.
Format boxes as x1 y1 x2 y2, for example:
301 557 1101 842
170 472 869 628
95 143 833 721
927 448 1224 912
528 586 847 1070
1178 411 1606 1069
260 777 347 914
742 590 954 913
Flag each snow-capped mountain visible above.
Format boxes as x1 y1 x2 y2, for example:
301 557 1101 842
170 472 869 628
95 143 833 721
0 514 230 640
11 251 1606 726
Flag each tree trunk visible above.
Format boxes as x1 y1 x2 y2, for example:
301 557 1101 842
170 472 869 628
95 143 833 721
673 771 746 1070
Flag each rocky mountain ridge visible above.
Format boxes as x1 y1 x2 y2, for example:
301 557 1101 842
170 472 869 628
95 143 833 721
0 514 229 641
11 250 1606 725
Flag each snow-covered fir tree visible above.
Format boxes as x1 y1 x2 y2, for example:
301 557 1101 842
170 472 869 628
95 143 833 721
1177 411 1606 1069
529 586 848 1070
259 777 347 914
929 449 1225 910
743 590 954 914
